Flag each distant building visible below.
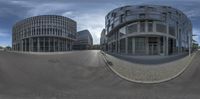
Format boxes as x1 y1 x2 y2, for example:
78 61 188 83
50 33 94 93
12 15 77 52
104 5 192 55
91 44 101 50
0 46 4 51
73 30 93 50
100 29 107 51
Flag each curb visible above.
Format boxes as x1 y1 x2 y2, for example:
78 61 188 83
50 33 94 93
100 51 197 84
6 51 72 55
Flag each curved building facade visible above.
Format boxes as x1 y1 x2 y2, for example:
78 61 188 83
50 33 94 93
105 5 192 55
12 15 76 52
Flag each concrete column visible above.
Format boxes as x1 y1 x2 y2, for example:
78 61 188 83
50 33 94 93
138 22 140 32
166 37 169 55
145 37 149 55
65 40 67 51
166 23 169 56
153 21 156 32
49 38 50 52
29 38 31 52
43 38 45 52
125 38 128 54
37 37 40 52
145 20 148 32
115 41 117 53
157 37 160 55
53 38 55 52
19 40 23 51
118 39 120 53
25 39 27 52
21 40 23 51
189 33 191 56
132 37 135 54
58 39 60 51
66 40 68 51
70 40 72 51
31 38 33 52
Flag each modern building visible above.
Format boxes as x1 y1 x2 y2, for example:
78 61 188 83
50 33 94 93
100 29 107 51
73 30 93 50
105 5 192 55
12 15 77 52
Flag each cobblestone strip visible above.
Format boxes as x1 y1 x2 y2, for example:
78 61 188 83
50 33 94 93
101 51 197 83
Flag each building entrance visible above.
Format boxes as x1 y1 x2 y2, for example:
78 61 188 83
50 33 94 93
149 43 158 55
148 37 158 55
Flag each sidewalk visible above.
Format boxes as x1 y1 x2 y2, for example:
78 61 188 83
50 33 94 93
101 51 197 83
106 52 188 65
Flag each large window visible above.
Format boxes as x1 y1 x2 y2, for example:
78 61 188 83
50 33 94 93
148 22 153 32
140 22 145 32
135 37 146 54
126 23 138 33
169 25 175 36
156 23 166 33
119 26 126 36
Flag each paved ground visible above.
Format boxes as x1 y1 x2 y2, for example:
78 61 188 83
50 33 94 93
106 52 189 65
102 51 196 83
0 50 200 99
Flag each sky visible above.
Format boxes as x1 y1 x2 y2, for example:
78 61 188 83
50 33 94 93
0 0 200 47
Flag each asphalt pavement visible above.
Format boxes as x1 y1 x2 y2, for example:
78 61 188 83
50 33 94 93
0 50 200 99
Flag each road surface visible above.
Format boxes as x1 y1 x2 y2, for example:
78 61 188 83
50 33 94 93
0 50 200 99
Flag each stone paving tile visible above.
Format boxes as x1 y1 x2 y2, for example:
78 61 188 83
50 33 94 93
103 52 196 83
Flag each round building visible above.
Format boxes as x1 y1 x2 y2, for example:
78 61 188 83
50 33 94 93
12 15 76 52
105 5 192 55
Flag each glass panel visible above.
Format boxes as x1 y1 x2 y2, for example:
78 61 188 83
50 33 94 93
140 22 145 32
169 25 175 36
126 23 137 33
148 22 153 32
120 39 125 53
135 37 146 54
128 38 132 54
156 23 166 33
119 26 126 36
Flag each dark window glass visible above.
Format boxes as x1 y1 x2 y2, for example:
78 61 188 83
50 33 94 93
127 23 137 33
140 22 145 32
156 23 166 33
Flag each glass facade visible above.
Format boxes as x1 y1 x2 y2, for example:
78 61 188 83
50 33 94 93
156 23 167 33
105 5 192 56
127 23 138 33
12 15 76 52
135 37 146 54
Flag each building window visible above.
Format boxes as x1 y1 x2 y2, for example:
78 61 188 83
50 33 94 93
140 22 145 32
125 10 131 16
120 14 125 23
156 23 166 33
169 25 175 36
135 37 146 54
119 26 126 36
148 22 153 32
139 14 146 18
127 23 138 33
112 12 116 18
138 6 145 9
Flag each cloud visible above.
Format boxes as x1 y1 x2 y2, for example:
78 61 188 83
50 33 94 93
0 29 10 37
66 10 106 44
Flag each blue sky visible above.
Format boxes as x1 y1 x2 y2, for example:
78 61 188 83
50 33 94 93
0 0 200 47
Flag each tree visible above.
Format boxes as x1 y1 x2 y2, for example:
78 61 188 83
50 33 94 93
0 46 3 49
